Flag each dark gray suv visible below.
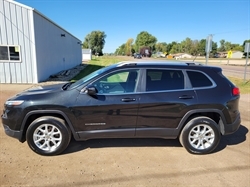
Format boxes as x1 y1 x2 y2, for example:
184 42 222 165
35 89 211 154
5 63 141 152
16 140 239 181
2 61 241 156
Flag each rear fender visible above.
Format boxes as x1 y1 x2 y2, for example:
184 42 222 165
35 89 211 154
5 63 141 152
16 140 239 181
177 109 226 134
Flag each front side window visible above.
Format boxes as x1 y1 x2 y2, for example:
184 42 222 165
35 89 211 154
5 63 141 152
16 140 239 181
93 69 139 94
146 69 184 91
0 45 21 62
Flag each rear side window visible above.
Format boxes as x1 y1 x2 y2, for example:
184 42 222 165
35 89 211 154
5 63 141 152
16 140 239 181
146 69 184 91
187 71 212 87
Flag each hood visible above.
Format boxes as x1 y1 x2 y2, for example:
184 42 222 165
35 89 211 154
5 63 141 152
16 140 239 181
17 83 67 96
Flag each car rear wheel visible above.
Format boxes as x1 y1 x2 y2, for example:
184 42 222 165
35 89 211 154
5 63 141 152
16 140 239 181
179 116 221 154
26 116 71 156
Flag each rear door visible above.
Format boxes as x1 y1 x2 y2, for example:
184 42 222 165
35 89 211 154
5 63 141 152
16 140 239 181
136 68 197 138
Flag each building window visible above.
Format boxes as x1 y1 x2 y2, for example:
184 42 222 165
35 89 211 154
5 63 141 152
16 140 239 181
0 45 21 62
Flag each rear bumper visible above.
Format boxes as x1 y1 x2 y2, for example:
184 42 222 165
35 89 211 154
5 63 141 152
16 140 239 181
223 113 241 135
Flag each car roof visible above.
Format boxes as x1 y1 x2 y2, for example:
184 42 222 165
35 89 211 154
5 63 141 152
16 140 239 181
113 61 222 72
116 61 202 67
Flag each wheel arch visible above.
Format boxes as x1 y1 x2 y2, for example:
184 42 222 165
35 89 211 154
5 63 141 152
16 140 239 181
19 110 78 142
177 109 227 136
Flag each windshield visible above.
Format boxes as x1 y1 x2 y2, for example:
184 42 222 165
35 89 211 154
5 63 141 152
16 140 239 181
69 65 115 89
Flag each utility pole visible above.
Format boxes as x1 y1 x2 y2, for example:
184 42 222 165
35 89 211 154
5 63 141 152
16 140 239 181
244 43 250 81
205 34 213 65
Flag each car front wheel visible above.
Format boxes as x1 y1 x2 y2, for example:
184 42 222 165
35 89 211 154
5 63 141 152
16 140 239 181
26 116 71 156
179 116 221 154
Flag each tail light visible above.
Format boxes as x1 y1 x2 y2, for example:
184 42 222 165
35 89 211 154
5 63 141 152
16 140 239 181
232 87 240 96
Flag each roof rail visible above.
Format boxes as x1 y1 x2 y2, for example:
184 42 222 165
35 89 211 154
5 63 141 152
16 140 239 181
117 61 137 67
186 62 202 66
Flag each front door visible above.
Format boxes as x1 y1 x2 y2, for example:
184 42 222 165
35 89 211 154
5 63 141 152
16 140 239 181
72 69 140 139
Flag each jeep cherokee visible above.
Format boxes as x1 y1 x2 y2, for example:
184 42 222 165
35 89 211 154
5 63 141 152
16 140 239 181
1 61 241 156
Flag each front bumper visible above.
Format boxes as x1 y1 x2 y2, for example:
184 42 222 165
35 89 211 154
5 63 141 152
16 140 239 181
3 124 23 142
223 113 241 135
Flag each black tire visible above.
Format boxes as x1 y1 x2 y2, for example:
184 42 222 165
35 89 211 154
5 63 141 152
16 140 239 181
26 116 71 156
179 116 221 154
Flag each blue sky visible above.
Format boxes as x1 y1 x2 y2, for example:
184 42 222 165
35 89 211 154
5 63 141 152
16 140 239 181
17 0 250 53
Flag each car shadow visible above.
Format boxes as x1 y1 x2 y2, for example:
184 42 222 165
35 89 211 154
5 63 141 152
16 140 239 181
62 138 182 155
213 124 248 153
62 125 248 155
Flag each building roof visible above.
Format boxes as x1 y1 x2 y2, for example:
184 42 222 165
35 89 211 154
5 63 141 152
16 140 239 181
5 0 81 42
232 51 243 54
82 49 91 54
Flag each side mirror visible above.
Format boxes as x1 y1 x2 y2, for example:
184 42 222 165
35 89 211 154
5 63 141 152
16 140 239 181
85 85 97 95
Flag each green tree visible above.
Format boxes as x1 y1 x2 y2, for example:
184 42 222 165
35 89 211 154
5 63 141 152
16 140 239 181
190 40 199 55
82 31 106 55
115 44 126 55
135 31 157 52
169 44 178 54
243 39 250 47
218 40 243 52
169 41 181 54
125 38 134 56
243 39 250 57
211 42 218 56
166 43 174 54
218 39 226 52
197 39 206 56
231 44 243 51
155 42 168 53
224 41 233 51
180 37 192 53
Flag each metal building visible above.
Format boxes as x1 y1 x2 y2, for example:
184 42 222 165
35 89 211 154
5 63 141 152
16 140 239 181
232 51 244 59
82 49 92 61
0 0 82 83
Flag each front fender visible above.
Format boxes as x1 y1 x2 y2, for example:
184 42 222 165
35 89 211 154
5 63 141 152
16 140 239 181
20 110 79 142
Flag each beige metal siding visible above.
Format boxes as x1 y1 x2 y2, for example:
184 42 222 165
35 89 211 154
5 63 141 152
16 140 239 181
0 0 81 83
232 51 243 59
33 12 82 82
0 0 36 83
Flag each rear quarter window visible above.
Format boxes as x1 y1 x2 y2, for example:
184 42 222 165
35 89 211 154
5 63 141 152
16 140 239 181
187 71 212 87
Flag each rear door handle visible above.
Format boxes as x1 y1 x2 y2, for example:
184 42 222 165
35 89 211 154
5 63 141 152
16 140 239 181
179 95 194 99
121 98 136 102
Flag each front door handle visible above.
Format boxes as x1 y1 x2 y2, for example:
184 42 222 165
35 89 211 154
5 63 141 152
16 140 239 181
179 95 194 99
121 98 136 102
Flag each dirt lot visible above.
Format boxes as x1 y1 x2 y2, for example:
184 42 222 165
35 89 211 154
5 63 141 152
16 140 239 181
0 84 249 187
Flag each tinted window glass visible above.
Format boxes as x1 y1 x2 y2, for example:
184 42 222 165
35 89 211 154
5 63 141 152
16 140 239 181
0 46 20 61
146 69 184 91
0 46 8 60
9 46 20 60
70 64 118 89
187 71 212 87
94 69 139 94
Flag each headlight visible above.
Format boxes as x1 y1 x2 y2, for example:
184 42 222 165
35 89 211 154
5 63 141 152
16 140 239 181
5 100 24 106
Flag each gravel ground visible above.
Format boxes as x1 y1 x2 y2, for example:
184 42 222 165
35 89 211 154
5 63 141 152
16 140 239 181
0 86 249 187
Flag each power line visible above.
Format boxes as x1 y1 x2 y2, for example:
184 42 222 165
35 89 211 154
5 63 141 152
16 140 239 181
212 28 249 35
